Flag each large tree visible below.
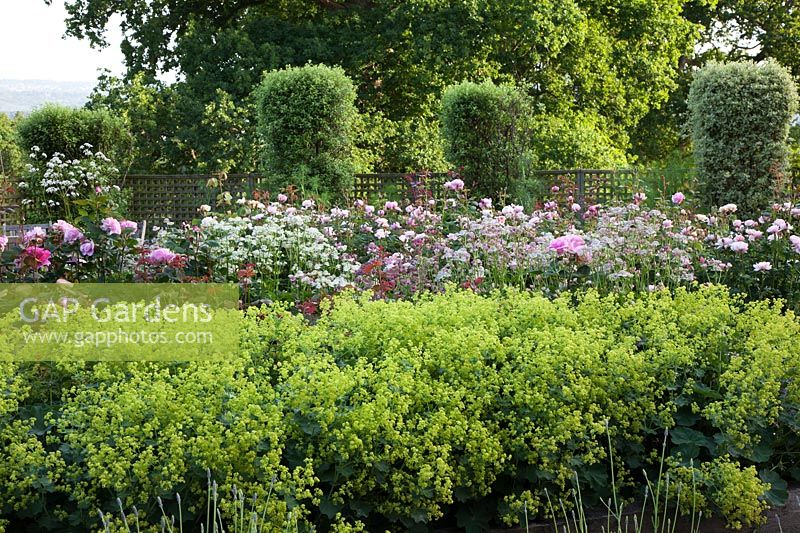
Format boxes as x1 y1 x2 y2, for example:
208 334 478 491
57 0 698 171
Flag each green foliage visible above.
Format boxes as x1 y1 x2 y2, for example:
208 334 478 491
688 60 798 216
61 0 696 171
255 64 357 199
441 81 533 198
16 104 131 165
1 287 797 530
0 114 23 178
529 112 629 169
383 114 449 173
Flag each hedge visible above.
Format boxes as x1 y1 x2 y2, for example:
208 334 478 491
1 286 798 531
16 104 131 164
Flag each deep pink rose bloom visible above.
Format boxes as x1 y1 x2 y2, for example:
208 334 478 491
22 246 51 269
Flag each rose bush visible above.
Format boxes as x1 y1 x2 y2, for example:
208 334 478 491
3 185 800 309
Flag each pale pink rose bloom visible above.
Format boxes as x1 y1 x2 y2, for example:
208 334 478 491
100 217 122 235
789 235 800 254
149 248 177 264
549 234 586 256
80 240 95 257
444 178 465 191
23 227 47 246
753 261 772 272
729 241 748 253
120 220 138 233
671 192 685 205
64 227 84 244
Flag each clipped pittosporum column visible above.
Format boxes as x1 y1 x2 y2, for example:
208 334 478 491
255 64 358 200
688 60 798 216
441 80 533 199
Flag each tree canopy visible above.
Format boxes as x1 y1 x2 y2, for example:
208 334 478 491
52 0 800 170
59 0 700 171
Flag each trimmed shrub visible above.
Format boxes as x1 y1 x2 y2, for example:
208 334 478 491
688 60 798 215
441 81 533 198
16 103 131 163
0 114 23 177
1 287 797 531
255 64 358 199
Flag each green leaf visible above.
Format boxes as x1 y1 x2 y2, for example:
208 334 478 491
319 496 341 518
759 469 788 506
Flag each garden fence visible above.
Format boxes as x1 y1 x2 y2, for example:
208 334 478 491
0 168 707 226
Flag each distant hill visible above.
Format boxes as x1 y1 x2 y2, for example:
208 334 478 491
0 79 95 116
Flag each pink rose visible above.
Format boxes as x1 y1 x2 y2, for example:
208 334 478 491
64 227 84 244
549 234 587 256
149 247 177 265
120 220 138 233
22 227 46 246
671 192 685 205
753 261 772 272
80 240 95 257
789 235 800 254
21 246 51 269
0 235 8 252
444 178 465 191
100 217 122 235
729 241 748 253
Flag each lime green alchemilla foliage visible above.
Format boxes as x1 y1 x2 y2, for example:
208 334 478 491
688 60 798 216
1 287 797 530
441 81 534 198
255 64 358 199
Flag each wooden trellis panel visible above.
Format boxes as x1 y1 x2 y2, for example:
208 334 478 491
352 172 449 202
531 169 640 206
0 177 20 226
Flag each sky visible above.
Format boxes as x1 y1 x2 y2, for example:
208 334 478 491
0 0 124 81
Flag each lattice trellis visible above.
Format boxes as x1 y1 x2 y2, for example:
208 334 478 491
0 177 20 226
0 170 682 226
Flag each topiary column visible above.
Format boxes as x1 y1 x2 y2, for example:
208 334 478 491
440 81 534 199
255 64 358 201
688 60 798 216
